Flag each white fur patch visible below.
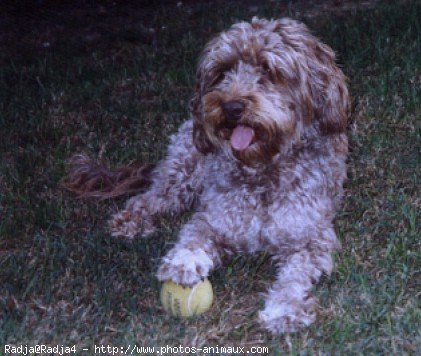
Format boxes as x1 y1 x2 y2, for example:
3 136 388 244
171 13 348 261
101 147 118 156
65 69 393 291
157 248 214 286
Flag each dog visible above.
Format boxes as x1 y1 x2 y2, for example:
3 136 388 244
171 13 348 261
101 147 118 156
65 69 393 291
66 17 349 334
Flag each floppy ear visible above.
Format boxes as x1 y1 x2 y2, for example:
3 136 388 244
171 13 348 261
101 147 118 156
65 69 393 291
308 42 349 134
189 61 215 154
270 18 349 134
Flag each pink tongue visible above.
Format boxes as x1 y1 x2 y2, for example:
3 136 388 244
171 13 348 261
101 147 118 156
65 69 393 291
230 126 255 151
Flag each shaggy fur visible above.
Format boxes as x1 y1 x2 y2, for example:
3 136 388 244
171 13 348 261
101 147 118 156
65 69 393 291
74 17 349 334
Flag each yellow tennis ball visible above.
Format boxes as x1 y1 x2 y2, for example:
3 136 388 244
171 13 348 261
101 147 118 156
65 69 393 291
160 278 213 318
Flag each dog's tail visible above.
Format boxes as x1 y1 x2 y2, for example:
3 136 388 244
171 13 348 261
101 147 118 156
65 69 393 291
63 154 155 199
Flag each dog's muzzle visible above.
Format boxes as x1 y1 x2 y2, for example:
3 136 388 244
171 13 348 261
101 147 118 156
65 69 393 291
220 100 255 151
222 100 245 121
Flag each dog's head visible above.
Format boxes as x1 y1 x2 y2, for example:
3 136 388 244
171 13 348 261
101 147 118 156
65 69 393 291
190 17 349 165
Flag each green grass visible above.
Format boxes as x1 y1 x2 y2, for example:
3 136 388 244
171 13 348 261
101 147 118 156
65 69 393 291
0 1 419 354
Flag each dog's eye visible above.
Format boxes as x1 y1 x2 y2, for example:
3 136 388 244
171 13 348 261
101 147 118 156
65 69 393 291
216 72 226 83
208 71 225 86
263 63 277 80
212 74 224 87
258 76 268 85
262 63 271 75
261 65 284 86
259 63 273 84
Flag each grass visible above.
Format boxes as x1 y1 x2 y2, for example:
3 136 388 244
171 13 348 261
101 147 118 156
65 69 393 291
0 0 419 354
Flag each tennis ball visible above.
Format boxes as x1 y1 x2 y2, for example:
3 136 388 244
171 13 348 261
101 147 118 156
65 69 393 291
160 278 213 318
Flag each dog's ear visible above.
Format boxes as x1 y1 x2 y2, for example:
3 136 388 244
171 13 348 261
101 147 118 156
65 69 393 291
270 18 349 134
307 42 349 134
190 81 215 154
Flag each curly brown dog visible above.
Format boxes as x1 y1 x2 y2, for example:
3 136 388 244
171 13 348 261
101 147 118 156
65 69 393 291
67 17 349 334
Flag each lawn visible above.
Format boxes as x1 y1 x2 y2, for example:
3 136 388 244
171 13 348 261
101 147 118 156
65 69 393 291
0 0 419 354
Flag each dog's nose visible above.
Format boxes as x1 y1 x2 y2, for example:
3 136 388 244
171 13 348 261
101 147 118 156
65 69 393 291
222 100 245 121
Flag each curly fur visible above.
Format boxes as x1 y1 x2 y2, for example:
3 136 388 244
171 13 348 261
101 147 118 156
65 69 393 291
79 17 349 334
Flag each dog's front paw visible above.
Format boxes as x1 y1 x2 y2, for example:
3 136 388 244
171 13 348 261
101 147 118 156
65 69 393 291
109 209 155 239
259 296 317 334
156 248 214 286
